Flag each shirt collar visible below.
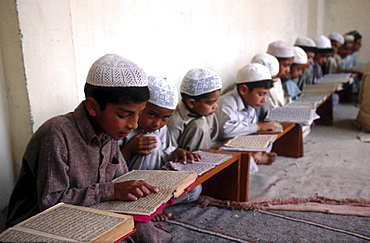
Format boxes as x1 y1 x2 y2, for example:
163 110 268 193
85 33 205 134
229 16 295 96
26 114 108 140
231 88 252 112
74 102 108 145
178 102 200 119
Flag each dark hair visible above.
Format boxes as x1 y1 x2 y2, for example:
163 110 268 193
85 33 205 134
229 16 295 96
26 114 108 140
84 83 149 110
295 45 318 53
237 80 274 91
345 30 362 42
180 89 221 103
276 57 294 62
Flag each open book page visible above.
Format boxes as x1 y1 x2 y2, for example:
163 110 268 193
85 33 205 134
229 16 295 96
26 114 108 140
322 73 352 83
357 132 370 142
302 83 341 93
256 122 283 133
220 134 277 152
349 64 366 73
265 106 320 126
90 170 197 216
0 203 134 243
287 93 331 108
166 150 233 175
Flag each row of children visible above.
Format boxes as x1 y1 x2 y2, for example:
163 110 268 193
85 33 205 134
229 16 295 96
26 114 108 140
5 30 362 241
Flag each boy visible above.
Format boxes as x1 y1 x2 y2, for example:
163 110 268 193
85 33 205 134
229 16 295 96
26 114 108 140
294 36 317 90
266 40 295 107
251 52 280 121
6 54 172 242
120 75 202 221
282 46 308 100
325 32 345 74
167 68 222 152
308 35 334 85
215 63 277 173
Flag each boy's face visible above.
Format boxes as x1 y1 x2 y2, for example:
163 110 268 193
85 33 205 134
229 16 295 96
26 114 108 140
331 41 342 55
187 90 220 117
314 53 329 66
86 98 147 140
353 38 362 52
239 85 270 109
338 43 354 59
290 64 306 79
139 102 174 133
306 52 315 68
277 57 294 78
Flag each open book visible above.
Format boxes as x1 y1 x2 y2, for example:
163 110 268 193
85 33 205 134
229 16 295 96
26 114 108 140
0 203 135 243
89 170 197 221
219 134 277 152
166 150 233 176
256 122 283 133
265 106 320 126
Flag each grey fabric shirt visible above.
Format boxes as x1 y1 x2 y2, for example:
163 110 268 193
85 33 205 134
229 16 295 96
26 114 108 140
7 102 128 227
167 102 219 151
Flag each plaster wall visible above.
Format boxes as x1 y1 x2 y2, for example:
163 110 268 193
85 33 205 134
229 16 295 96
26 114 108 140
323 0 370 64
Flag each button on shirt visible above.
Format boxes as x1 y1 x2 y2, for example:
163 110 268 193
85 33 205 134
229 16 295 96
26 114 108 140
215 88 259 140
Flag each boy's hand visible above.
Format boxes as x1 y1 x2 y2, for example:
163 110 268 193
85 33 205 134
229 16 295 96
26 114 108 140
172 148 202 164
114 180 159 201
121 132 157 160
257 122 277 132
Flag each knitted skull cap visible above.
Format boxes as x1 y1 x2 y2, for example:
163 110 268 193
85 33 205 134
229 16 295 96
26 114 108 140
293 46 308 65
314 35 334 53
148 76 178 110
295 36 317 48
86 54 148 87
267 40 294 58
251 53 279 77
294 36 317 53
180 68 222 96
344 34 355 43
236 63 272 84
328 32 344 45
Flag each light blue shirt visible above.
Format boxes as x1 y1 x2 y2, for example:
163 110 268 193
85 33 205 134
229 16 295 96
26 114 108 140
215 88 258 140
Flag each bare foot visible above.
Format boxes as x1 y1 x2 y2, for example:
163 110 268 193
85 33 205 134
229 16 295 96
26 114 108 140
257 152 277 165
152 210 172 222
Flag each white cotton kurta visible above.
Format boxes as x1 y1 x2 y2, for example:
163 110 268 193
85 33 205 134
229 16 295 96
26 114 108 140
215 88 263 173
121 126 175 171
215 88 259 140
326 54 343 74
269 78 292 108
120 126 202 203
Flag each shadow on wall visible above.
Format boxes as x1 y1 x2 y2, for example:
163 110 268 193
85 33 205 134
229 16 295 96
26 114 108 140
0 206 8 232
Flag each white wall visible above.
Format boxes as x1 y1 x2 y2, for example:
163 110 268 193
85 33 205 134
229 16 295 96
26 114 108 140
323 0 370 64
70 0 310 102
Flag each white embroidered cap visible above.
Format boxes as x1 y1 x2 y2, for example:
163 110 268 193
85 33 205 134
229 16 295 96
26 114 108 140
236 63 272 84
344 34 355 43
180 68 222 96
295 36 317 48
86 54 148 87
267 40 294 58
328 32 344 45
294 36 317 53
293 46 308 65
314 35 334 53
148 76 178 110
251 53 279 77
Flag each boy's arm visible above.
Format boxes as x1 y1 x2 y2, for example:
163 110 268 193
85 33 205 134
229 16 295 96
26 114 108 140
216 103 258 140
